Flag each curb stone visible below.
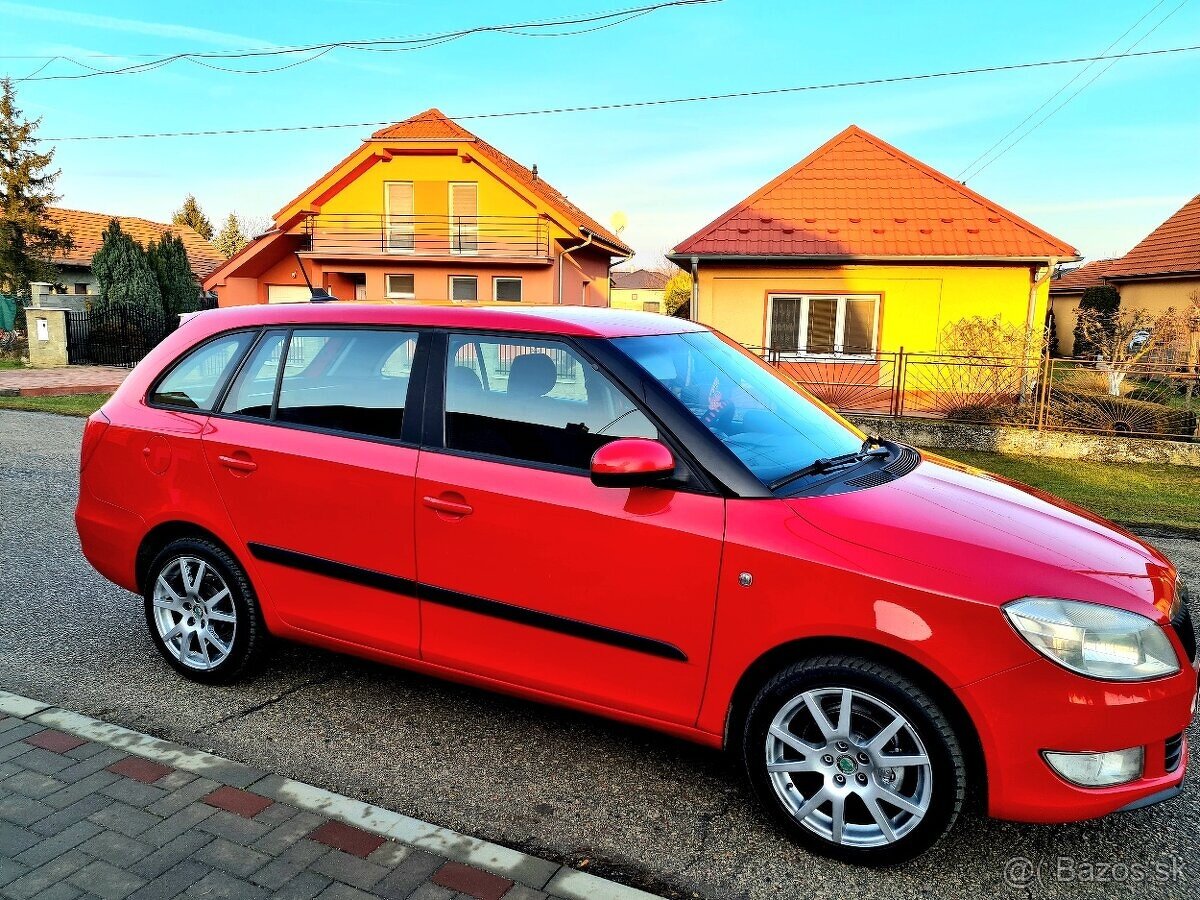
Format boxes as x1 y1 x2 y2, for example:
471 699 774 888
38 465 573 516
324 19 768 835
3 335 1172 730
0 688 661 900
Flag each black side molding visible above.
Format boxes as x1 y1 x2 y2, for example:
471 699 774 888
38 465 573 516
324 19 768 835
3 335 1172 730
247 543 688 663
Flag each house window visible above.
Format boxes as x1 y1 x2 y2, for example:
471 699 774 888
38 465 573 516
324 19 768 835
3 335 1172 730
386 274 415 299
493 277 522 301
450 276 478 302
768 294 879 357
74 283 89 295
385 182 414 252
642 301 661 313
449 182 478 254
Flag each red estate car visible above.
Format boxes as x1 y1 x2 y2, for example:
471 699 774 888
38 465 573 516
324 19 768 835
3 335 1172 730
76 303 1196 865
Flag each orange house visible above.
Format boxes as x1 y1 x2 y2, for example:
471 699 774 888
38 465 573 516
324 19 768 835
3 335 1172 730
204 109 630 306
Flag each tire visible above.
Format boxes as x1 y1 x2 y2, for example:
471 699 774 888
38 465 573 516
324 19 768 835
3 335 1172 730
741 654 965 866
142 537 268 684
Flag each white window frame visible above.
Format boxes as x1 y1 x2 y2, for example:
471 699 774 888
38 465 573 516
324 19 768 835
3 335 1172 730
767 293 880 360
385 274 415 300
449 275 478 302
384 181 415 253
493 276 522 302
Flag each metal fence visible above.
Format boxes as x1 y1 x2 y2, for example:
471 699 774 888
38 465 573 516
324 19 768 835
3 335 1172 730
66 306 172 368
752 347 1200 442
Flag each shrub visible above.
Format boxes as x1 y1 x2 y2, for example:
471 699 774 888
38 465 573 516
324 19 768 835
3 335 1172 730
1050 388 1197 438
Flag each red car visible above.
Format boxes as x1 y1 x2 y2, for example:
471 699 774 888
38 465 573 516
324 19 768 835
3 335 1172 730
76 303 1196 865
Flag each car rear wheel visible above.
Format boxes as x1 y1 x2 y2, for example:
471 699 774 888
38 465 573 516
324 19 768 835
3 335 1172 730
742 655 965 865
143 538 267 683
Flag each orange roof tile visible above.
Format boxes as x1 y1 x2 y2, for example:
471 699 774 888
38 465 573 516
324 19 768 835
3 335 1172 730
44 207 224 279
672 125 1076 261
611 268 669 290
1105 194 1200 280
1049 258 1119 294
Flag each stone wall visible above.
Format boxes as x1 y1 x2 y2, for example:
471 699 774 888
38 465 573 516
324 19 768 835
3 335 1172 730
25 308 69 369
846 414 1200 467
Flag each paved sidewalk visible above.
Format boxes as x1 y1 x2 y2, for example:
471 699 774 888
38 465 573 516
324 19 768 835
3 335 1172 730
0 367 127 397
0 692 654 900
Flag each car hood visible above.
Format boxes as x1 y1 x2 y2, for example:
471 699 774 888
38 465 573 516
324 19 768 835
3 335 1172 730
784 453 1175 616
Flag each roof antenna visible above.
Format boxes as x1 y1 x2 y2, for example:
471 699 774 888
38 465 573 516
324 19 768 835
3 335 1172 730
293 251 337 302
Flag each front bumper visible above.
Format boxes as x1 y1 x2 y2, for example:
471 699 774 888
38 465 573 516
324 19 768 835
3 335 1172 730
960 656 1197 823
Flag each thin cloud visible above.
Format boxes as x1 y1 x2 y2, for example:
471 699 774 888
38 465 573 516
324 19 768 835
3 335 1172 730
0 2 267 48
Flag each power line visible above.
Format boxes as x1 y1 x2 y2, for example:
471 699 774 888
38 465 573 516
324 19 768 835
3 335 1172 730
960 0 1191 182
956 0 1170 180
39 42 1200 143
9 0 717 82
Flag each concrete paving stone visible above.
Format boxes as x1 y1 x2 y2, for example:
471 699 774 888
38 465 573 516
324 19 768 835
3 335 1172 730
98 781 166 810
138 805 216 848
144 780 220 819
30 796 111 838
269 871 331 900
403 885 454 900
2 848 90 899
429 861 512 900
3 773 65 801
66 859 146 900
0 747 31 767
127 860 210 900
249 802 296 828
501 887 549 900
308 848 387 891
27 883 80 900
0 857 30 888
63 744 106 762
22 732 86 755
0 795 52 827
181 869 266 900
312 883 377 900
199 788 271 820
194 810 268 846
14 821 103 868
246 840 328 891
130 831 214 881
76 831 154 868
192 837 268 878
0 721 22 736
150 772 194 793
364 841 411 868
0 825 40 858
0 725 42 750
13 750 72 777
56 753 128 785
250 811 324 856
43 773 120 811
0 766 20 781
307 821 384 859
105 760 172 787
85 804 161 839
371 848 443 900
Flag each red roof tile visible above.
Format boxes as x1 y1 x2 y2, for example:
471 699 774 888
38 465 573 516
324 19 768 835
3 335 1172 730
611 268 669 290
44 207 224 279
672 126 1076 261
1105 194 1200 279
1049 258 1119 294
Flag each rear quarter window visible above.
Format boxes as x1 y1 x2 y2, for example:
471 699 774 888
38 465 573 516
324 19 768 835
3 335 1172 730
149 332 254 411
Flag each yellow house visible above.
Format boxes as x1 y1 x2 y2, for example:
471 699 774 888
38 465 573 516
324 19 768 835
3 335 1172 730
204 108 630 306
669 126 1077 364
609 268 668 312
1050 194 1200 356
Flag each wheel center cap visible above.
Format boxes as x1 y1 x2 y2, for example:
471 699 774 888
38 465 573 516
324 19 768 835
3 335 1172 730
836 756 858 775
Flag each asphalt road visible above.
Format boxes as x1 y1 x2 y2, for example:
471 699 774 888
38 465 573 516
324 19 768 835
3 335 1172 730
1 408 1197 900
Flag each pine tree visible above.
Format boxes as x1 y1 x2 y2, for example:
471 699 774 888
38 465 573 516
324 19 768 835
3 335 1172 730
213 212 248 258
92 219 164 332
171 194 214 241
147 231 199 319
0 77 73 297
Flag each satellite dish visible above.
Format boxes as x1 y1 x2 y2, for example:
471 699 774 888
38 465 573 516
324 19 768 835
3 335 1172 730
610 210 628 235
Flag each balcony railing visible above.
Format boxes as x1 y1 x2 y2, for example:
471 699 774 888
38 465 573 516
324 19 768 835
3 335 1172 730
301 213 551 259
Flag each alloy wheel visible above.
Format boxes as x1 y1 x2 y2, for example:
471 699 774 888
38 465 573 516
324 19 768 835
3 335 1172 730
765 687 933 848
151 556 238 671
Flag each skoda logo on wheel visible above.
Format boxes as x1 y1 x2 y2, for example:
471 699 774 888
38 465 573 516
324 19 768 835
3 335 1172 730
836 756 858 775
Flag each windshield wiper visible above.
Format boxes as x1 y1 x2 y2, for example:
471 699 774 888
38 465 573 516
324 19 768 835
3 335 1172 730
768 439 889 491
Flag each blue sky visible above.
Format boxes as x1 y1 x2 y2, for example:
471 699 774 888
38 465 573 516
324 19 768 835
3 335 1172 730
3 0 1198 266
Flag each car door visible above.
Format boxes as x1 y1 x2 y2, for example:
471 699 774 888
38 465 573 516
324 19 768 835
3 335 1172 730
414 332 725 726
202 326 425 656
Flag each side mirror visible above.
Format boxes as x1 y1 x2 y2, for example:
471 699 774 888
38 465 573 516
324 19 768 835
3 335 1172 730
590 438 675 488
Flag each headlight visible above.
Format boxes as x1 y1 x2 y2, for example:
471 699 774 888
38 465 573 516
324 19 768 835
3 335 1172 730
1004 598 1180 681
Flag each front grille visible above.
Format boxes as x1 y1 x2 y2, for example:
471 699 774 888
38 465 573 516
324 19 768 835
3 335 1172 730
1165 732 1185 772
1171 586 1196 663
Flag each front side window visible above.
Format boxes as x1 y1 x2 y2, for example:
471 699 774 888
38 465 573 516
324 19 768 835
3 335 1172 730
450 276 478 302
769 294 878 357
151 331 254 411
615 331 862 486
494 277 522 302
444 334 656 470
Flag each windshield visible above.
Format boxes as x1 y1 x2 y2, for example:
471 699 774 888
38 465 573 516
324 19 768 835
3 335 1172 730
614 331 864 485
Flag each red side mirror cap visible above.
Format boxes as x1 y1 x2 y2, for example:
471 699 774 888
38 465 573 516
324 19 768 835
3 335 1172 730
590 438 675 488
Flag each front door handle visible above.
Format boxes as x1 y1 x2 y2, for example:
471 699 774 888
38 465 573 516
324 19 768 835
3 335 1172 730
218 453 258 474
422 495 473 517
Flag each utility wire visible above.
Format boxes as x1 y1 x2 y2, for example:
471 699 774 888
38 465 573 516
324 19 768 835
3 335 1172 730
9 0 716 82
39 42 1200 143
960 0 1191 182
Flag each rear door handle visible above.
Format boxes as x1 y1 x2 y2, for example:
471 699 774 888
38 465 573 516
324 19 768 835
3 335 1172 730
422 495 473 517
218 454 258 474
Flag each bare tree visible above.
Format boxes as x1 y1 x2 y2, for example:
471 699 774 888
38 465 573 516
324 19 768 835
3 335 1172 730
1075 305 1185 396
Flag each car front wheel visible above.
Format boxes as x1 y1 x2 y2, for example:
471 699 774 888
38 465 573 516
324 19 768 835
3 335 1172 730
143 538 267 683
742 655 966 865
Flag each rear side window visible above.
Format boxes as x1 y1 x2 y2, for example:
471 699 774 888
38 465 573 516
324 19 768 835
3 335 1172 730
150 332 253 411
221 331 286 419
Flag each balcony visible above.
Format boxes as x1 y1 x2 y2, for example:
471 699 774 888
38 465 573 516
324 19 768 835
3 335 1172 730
300 213 551 260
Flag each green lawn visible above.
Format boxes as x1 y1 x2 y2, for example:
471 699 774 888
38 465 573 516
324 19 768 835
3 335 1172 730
0 393 109 417
934 449 1200 531
0 359 26 369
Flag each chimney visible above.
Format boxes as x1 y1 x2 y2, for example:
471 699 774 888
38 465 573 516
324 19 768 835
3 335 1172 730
531 164 539 181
